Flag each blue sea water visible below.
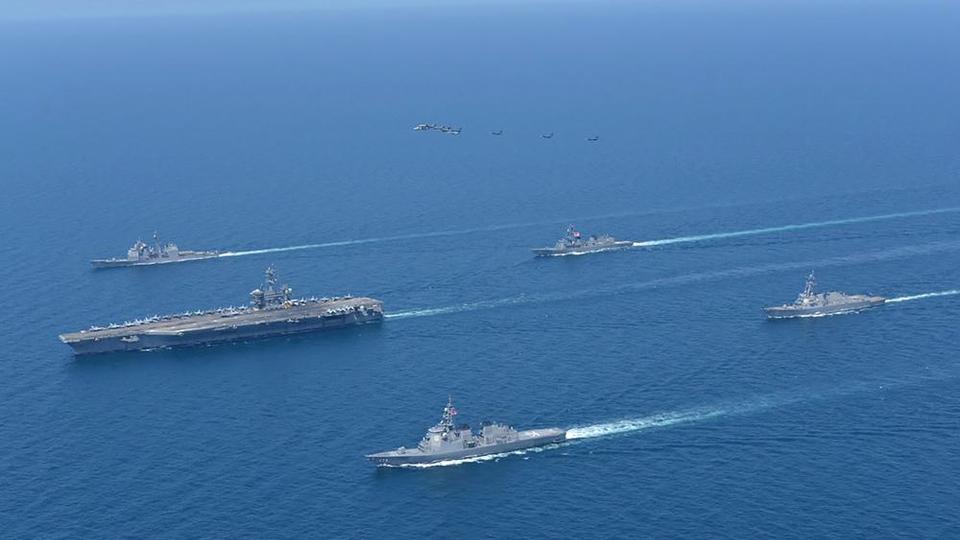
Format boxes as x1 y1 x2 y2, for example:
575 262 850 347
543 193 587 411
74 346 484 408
1 2 960 538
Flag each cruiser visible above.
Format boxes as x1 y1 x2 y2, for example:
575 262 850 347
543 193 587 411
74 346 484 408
60 267 383 355
532 225 633 257
764 272 885 319
366 398 566 466
91 232 219 268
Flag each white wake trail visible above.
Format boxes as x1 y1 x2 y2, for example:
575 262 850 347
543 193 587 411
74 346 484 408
385 296 538 320
386 380 941 468
886 289 960 304
218 219 563 258
219 236 417 257
214 206 959 258
391 394 807 468
385 241 960 321
220 244 334 257
565 408 729 439
631 206 960 249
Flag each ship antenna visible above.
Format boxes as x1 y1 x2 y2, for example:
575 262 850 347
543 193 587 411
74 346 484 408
265 265 278 290
441 396 457 428
803 271 816 297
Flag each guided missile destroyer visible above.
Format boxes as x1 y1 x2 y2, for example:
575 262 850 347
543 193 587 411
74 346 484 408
60 267 383 355
532 225 633 257
764 272 885 319
91 232 220 268
366 398 566 466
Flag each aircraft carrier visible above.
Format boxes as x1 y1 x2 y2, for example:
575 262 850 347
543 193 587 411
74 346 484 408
366 398 566 466
91 233 220 268
764 272 886 319
532 225 633 257
60 267 384 355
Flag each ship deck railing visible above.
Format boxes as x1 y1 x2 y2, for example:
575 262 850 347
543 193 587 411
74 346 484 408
81 295 379 333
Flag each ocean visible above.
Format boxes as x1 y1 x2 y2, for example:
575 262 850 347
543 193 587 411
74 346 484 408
1 1 959 538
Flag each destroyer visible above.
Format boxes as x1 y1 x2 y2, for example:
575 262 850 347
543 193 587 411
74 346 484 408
60 267 383 355
91 232 219 268
764 272 885 319
366 398 566 466
532 225 633 257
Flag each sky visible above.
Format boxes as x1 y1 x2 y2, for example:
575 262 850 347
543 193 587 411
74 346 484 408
1 0 913 22
0 0 557 21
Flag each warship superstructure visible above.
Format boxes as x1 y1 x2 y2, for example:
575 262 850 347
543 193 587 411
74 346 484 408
60 267 383 355
91 233 220 268
366 398 566 466
532 225 633 257
764 272 885 319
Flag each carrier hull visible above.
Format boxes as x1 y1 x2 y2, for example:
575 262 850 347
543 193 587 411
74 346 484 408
60 299 383 355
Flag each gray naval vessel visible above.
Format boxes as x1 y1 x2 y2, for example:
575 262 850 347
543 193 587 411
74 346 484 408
91 232 220 268
413 122 461 135
532 225 633 257
764 272 886 319
366 398 566 466
60 267 383 355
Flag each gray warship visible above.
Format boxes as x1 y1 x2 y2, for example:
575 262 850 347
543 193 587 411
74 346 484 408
532 225 633 257
366 398 566 466
764 272 886 319
60 267 383 355
91 232 220 268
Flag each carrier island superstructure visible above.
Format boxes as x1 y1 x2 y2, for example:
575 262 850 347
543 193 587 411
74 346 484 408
60 267 383 355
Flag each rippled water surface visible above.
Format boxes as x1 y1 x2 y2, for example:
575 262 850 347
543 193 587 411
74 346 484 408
1 2 959 538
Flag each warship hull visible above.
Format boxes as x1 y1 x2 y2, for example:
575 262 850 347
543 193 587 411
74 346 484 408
765 297 885 319
532 241 633 257
367 428 566 466
60 299 383 355
91 251 220 269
